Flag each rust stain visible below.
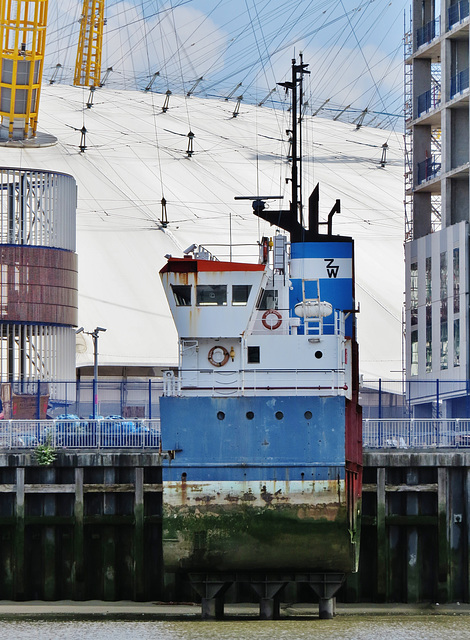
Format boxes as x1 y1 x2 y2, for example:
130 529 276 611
194 495 216 503
260 484 273 504
181 473 187 505
225 494 240 503
241 489 256 502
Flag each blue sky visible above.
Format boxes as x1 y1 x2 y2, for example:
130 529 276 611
45 0 410 128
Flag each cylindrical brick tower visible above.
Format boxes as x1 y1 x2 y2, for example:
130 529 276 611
0 167 77 384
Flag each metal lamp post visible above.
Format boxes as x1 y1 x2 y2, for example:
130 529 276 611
76 326 106 419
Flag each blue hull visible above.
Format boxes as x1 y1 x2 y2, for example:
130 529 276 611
161 395 359 573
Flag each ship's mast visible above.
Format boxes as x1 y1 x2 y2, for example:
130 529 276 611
278 56 310 226
243 56 342 242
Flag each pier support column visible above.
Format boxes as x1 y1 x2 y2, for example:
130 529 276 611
437 467 449 602
134 467 144 600
406 469 419 603
14 467 25 599
376 467 388 601
251 580 287 620
103 468 116 601
307 573 344 619
43 468 56 600
318 597 335 619
188 574 233 620
466 468 470 602
201 595 225 619
74 467 84 600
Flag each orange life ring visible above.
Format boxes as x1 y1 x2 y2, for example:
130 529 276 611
262 309 282 330
208 345 230 367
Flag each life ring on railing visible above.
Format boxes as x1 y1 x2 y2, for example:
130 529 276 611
262 309 282 330
208 345 230 367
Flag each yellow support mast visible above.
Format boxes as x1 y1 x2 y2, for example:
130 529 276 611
0 0 48 140
74 0 105 87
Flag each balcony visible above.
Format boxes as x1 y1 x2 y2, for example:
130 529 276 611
450 67 469 98
417 156 441 184
416 17 440 48
417 86 441 117
448 0 469 29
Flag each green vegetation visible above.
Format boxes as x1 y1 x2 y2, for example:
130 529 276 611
35 437 57 466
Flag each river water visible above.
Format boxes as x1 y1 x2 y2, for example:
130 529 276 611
0 617 469 640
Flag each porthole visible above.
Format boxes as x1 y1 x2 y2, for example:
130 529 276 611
217 411 225 420
246 411 254 420
315 351 323 359
275 411 284 420
304 411 312 420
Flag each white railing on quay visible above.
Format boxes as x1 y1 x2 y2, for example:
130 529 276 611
363 418 470 449
0 418 161 450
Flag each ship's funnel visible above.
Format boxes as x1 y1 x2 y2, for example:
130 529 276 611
0 0 48 141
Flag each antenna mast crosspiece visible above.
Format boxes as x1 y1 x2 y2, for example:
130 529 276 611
251 57 343 242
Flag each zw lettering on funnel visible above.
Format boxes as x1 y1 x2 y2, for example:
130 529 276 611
324 259 340 278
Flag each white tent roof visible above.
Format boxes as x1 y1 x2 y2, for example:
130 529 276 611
4 84 404 380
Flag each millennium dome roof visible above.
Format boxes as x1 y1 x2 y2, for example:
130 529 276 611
2 83 404 380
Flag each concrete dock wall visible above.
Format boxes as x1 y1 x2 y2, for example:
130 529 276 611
0 452 163 601
0 450 468 603
344 451 470 603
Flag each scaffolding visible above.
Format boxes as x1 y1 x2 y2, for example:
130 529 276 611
74 0 105 87
404 25 413 242
0 0 48 139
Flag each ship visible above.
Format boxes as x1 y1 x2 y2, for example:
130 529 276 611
159 57 363 620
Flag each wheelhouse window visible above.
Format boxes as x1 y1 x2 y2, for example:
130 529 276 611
257 289 278 310
196 285 227 306
171 284 191 306
232 285 252 306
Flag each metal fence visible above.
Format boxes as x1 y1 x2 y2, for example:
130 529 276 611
416 17 440 48
0 418 161 450
450 67 470 98
417 155 441 184
417 86 441 117
449 0 469 29
363 418 470 449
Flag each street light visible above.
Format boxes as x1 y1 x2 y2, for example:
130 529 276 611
76 326 107 419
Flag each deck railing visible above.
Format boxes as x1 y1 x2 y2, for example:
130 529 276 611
0 418 161 450
163 367 349 397
363 418 470 449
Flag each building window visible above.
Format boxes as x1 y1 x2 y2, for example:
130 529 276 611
454 318 460 367
410 262 418 326
453 247 460 314
425 256 432 372
171 284 191 306
232 285 252 306
440 252 448 370
196 285 227 306
411 330 418 376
